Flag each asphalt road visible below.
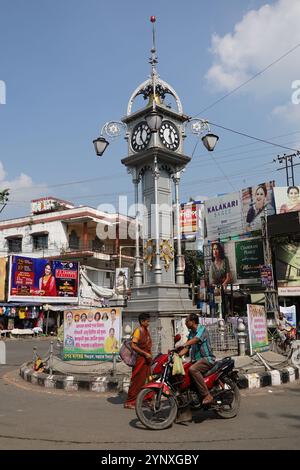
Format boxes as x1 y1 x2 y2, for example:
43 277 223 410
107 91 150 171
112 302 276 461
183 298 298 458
0 338 300 450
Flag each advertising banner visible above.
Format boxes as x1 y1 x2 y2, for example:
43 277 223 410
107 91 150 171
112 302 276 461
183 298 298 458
235 239 264 283
273 186 300 214
260 264 273 288
241 181 275 232
205 238 264 287
204 192 242 241
275 241 300 296
63 307 122 361
204 181 275 241
0 257 7 301
279 305 297 328
247 304 269 355
180 201 204 250
8 256 79 303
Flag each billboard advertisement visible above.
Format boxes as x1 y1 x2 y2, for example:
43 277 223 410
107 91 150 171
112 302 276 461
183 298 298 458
279 305 297 328
204 181 275 241
234 239 264 283
247 304 269 355
241 181 275 232
8 256 79 303
0 257 7 301
206 238 264 287
275 241 300 296
273 186 300 214
179 201 204 249
204 192 242 241
63 307 122 361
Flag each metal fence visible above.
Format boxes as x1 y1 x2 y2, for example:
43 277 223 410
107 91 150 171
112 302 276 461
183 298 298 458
207 322 239 355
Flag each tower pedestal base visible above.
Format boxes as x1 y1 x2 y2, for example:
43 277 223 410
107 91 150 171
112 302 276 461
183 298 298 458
123 284 199 353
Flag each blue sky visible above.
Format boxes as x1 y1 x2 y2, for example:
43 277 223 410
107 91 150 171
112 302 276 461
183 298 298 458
1 0 300 219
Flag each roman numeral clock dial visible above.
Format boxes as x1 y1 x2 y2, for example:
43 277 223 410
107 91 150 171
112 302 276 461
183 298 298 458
159 120 180 151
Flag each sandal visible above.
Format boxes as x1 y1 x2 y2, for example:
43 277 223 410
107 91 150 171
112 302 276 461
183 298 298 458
124 403 135 409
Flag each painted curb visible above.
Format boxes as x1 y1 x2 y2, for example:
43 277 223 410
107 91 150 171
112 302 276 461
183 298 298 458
20 362 300 393
19 362 127 393
237 366 300 389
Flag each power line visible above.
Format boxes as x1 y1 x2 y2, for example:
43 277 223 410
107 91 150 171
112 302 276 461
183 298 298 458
193 42 300 116
208 121 300 153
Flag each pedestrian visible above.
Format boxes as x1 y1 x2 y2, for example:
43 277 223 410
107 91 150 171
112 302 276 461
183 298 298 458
124 312 152 409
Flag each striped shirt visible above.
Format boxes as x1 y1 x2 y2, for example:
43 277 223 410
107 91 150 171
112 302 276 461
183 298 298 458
188 325 215 364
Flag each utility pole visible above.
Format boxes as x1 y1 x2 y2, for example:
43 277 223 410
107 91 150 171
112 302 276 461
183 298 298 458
274 152 300 186
261 207 278 321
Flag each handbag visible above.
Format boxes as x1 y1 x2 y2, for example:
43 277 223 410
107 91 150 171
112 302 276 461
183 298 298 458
119 338 137 367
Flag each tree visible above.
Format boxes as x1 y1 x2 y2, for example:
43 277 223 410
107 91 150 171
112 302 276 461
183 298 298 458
183 249 204 286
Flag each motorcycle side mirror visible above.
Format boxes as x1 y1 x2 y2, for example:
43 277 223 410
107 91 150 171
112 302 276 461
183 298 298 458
174 334 181 344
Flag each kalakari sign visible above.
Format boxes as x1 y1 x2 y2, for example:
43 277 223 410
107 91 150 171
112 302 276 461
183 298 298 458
205 181 275 240
204 192 242 241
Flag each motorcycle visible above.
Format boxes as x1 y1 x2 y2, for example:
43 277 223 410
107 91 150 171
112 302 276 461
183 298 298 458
135 335 241 430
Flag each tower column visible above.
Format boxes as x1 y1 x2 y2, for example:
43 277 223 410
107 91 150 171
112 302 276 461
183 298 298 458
132 169 142 287
153 155 162 284
173 170 185 284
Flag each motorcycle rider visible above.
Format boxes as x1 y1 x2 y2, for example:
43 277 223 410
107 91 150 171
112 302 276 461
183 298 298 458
178 313 216 405
276 311 294 347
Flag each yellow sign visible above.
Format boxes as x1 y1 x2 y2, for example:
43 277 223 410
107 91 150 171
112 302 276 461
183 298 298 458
0 257 7 301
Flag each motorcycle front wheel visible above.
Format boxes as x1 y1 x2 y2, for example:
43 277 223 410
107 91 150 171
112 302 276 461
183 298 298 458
135 387 178 430
214 377 241 419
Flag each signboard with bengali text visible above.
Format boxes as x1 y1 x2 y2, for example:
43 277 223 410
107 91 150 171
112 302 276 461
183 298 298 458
247 304 269 355
63 307 122 361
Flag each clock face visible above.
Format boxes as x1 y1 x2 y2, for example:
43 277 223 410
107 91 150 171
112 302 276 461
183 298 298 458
159 120 180 151
131 122 151 152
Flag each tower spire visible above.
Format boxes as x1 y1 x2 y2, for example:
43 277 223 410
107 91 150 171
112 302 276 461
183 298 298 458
149 16 159 109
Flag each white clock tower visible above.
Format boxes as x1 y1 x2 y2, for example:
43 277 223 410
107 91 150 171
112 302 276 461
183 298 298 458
121 17 197 351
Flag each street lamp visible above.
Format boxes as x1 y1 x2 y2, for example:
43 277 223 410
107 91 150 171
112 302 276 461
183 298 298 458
93 121 127 157
93 136 109 157
185 118 219 152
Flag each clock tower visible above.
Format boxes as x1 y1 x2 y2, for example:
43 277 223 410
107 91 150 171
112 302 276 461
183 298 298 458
121 17 197 352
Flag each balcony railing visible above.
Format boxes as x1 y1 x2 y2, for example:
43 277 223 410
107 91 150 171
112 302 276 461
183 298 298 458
60 241 115 255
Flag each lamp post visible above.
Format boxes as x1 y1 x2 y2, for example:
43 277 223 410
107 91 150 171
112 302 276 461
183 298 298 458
93 121 128 157
119 245 137 268
185 118 219 152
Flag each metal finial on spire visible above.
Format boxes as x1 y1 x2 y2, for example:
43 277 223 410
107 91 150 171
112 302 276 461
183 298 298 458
149 16 158 110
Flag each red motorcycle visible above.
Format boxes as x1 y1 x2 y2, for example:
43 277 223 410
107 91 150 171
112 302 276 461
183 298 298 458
135 335 241 430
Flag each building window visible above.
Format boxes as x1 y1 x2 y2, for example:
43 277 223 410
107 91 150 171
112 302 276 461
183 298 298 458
7 238 22 253
69 230 79 250
32 234 48 250
92 236 104 252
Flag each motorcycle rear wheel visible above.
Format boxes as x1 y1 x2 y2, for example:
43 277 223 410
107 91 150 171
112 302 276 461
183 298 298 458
135 387 178 430
214 378 240 419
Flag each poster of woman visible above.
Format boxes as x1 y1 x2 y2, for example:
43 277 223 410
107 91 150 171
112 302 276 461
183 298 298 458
273 186 300 214
242 181 275 232
9 256 79 303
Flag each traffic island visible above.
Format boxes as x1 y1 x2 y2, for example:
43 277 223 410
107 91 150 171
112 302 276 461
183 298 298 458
19 350 300 393
19 361 131 393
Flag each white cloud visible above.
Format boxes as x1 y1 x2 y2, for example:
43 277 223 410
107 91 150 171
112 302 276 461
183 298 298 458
206 0 300 97
272 102 300 126
0 161 48 219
